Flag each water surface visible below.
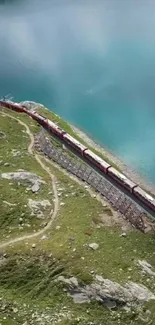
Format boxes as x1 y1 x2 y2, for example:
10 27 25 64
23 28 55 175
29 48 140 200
0 0 155 182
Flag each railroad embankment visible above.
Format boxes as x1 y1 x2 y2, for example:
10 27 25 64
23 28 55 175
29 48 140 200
0 104 155 325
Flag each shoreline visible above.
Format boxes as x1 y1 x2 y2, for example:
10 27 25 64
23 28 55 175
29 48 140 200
71 123 155 195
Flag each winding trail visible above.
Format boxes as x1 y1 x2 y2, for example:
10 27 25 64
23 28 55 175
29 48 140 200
0 112 59 248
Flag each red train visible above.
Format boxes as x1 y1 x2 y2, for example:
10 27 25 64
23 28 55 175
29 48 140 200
1 99 155 214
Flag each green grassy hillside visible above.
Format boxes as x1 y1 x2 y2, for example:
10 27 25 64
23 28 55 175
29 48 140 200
0 107 155 325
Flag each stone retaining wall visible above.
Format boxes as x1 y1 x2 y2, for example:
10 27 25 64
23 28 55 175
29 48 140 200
34 129 153 233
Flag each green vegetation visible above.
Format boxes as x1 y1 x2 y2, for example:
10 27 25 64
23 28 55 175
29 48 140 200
0 108 155 325
0 114 53 240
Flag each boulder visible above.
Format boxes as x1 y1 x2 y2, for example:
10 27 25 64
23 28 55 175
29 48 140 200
137 260 155 276
57 274 155 309
89 243 99 250
1 171 45 193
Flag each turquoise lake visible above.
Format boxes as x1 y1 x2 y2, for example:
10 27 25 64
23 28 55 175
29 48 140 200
0 0 155 182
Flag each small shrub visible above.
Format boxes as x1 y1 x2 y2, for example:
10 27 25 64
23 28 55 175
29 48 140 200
84 228 93 236
78 272 93 285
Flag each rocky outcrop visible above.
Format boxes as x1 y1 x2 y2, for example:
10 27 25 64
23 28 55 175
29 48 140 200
57 275 155 309
1 170 45 193
137 260 155 276
28 199 51 219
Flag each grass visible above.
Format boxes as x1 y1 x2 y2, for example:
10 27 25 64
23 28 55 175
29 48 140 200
0 114 53 239
0 108 155 325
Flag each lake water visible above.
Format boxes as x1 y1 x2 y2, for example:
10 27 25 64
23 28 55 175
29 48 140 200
0 0 155 182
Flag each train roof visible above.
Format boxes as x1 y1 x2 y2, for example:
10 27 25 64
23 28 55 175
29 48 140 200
108 167 127 180
134 186 155 201
64 133 87 149
47 119 58 127
85 149 110 165
108 167 137 186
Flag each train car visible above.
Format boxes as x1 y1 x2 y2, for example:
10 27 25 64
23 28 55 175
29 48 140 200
47 119 66 138
63 133 87 154
133 186 155 212
84 149 111 173
107 166 137 192
25 110 66 139
0 100 25 113
27 111 49 128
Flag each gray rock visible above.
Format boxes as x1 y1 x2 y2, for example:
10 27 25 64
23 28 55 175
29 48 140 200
89 243 99 250
138 260 155 276
57 276 78 287
1 171 45 193
31 183 40 193
12 307 18 313
57 274 155 309
40 235 47 240
71 292 90 304
120 232 127 237
3 162 10 167
28 199 51 219
12 151 21 157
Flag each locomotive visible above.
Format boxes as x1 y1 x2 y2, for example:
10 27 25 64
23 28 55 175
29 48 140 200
1 99 155 213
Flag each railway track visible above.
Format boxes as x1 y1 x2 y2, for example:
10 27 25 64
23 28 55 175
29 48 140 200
35 129 154 232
